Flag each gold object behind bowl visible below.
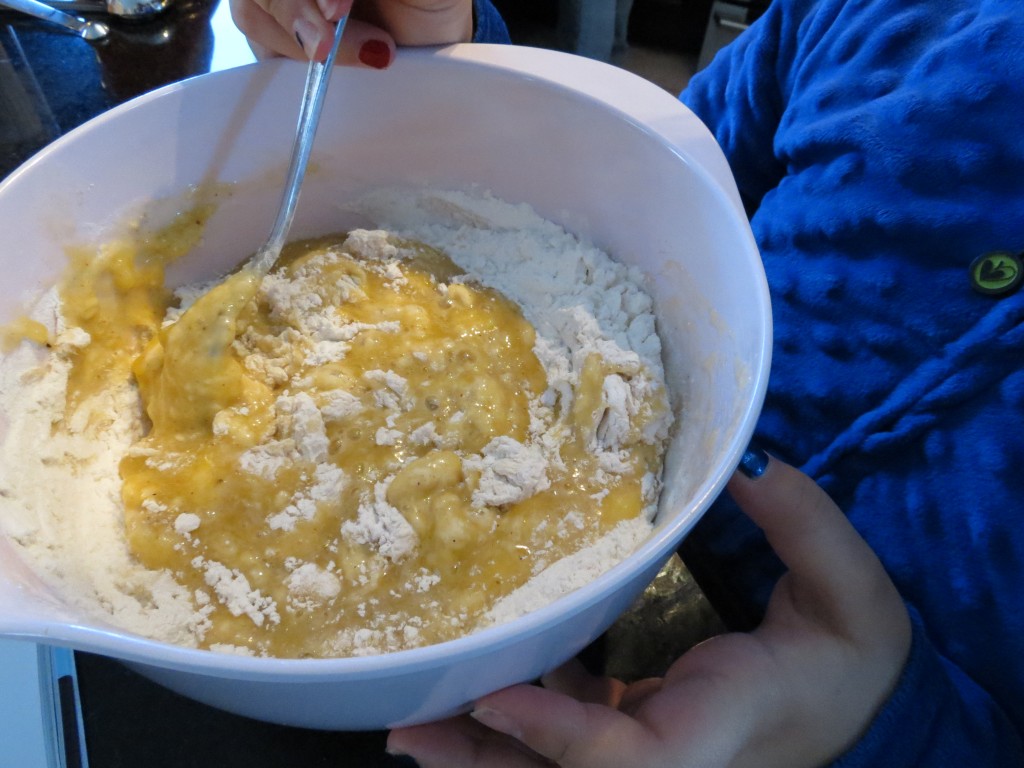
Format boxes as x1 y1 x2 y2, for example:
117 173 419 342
0 46 769 730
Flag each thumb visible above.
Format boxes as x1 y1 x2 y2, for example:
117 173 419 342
728 449 872 585
470 684 654 767
727 449 907 641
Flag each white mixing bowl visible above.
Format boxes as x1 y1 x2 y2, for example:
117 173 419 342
0 44 770 730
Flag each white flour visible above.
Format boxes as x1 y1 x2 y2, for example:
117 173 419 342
0 189 673 654
0 323 201 644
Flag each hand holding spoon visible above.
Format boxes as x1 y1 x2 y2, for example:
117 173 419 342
247 14 349 279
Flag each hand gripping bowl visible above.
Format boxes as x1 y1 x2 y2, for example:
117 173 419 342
0 45 770 730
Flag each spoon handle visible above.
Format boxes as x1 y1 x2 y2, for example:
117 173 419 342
250 16 349 276
44 0 170 19
27 0 106 14
0 0 107 37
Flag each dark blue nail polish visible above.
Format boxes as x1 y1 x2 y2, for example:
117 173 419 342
738 445 769 479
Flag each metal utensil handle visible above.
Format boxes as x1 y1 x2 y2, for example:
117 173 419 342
44 0 172 20
714 13 750 32
251 16 349 275
31 0 106 14
0 0 90 32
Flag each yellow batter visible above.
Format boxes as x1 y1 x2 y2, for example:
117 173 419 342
56 218 666 658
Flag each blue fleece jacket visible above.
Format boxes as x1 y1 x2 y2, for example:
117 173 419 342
679 1 1024 764
473 0 1024 763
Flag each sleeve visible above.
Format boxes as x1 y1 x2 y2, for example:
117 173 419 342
678 0 808 216
831 607 1024 767
472 0 511 44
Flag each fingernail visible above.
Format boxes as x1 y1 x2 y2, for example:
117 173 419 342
470 707 522 740
359 39 392 69
738 444 769 479
293 18 321 59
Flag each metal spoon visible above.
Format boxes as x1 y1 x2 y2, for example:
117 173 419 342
247 16 349 278
42 0 171 20
0 0 108 39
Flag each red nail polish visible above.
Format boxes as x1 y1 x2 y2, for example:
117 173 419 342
359 40 392 70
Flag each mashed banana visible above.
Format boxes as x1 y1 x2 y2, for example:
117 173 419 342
0 190 672 658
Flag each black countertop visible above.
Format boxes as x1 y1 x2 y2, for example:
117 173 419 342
0 8 725 764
